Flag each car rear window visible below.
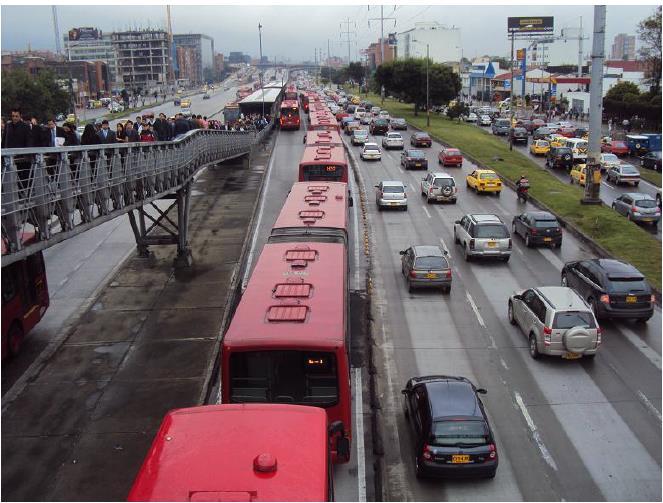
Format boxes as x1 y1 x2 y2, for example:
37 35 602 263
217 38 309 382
552 311 596 329
414 256 448 270
602 154 618 162
608 277 649 293
365 145 379 151
636 199 657 208
407 150 424 158
621 166 639 175
474 224 509 238
382 185 404 193
557 148 572 154
431 420 488 447
534 219 559 228
433 177 454 188
416 133 430 139
446 149 461 155
479 172 499 180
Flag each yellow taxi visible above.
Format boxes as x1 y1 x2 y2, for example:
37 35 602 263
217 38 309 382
547 134 567 148
529 139 550 156
351 95 361 105
466 169 502 194
570 164 588 186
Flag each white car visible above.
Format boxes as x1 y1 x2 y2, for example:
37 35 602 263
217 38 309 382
108 102 124 113
361 142 382 160
465 112 478 123
379 110 390 120
599 153 621 172
370 106 381 116
479 115 492 126
354 107 367 120
382 132 404 150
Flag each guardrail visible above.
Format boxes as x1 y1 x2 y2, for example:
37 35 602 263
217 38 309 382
2 125 272 266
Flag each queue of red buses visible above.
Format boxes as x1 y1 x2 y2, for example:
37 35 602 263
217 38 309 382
2 234 50 359
304 130 344 148
279 99 301 130
309 111 341 133
128 404 335 501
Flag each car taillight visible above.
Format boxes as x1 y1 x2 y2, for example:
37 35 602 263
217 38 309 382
469 239 475 250
597 326 602 345
632 206 638 213
409 270 417 278
600 294 610 304
429 187 433 194
488 443 497 459
422 444 433 460
446 270 452 278
403 192 407 199
507 238 512 250
651 294 656 303
543 326 552 345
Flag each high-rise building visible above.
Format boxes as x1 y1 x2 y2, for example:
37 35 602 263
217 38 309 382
396 22 461 66
611 33 636 61
228 51 245 64
63 27 119 87
173 34 214 84
112 29 170 94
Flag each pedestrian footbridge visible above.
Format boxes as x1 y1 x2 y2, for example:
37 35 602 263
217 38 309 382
1 126 272 267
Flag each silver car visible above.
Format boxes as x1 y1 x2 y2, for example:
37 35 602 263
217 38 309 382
421 172 457 204
606 164 640 186
399 245 452 293
611 192 660 225
352 129 369 146
453 214 511 262
599 153 620 172
508 286 600 359
382 132 404 150
375 180 407 210
361 142 382 161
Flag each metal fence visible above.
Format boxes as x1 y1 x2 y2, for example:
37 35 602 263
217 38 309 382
1 126 272 266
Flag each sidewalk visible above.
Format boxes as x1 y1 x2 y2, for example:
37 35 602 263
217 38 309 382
1 140 273 500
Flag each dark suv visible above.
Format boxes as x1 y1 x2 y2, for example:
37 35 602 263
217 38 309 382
402 375 497 479
546 147 574 171
510 127 529 144
370 118 389 135
561 259 654 322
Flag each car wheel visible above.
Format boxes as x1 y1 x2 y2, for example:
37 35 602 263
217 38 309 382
503 255 510 263
443 285 451 294
451 198 457 204
8 323 24 357
637 315 652 323
508 301 516 325
486 469 497 479
426 197 432 205
438 158 442 164
634 182 639 187
525 234 532 248
529 333 540 359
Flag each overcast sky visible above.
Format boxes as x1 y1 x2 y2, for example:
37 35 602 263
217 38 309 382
1 4 658 64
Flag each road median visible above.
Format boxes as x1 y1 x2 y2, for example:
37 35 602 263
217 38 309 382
364 93 661 291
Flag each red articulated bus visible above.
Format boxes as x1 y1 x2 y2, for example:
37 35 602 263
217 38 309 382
305 130 344 148
2 234 49 359
269 182 349 245
299 144 348 183
128 404 335 501
284 84 298 101
221 242 351 463
309 111 341 132
279 99 301 130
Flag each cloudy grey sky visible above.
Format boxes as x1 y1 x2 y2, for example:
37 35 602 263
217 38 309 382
1 4 658 64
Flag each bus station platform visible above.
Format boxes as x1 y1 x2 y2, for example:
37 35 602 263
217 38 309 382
1 143 273 501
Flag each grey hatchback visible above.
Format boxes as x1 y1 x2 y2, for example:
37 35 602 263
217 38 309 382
400 245 452 293
611 193 660 226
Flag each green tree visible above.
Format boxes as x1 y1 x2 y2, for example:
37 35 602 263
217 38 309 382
1 69 71 121
446 102 468 121
604 81 641 101
638 6 662 95
346 62 365 84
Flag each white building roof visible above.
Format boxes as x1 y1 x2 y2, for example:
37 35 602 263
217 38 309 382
239 87 282 105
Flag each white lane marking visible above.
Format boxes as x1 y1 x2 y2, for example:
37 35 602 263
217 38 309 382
538 247 566 271
637 390 662 422
619 326 662 370
514 392 558 471
354 368 367 502
242 132 279 290
438 237 451 258
465 291 486 328
350 178 362 290
422 206 432 219
500 357 510 370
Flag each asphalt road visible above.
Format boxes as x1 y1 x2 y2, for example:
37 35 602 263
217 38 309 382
1 74 250 395
475 121 662 241
347 125 661 501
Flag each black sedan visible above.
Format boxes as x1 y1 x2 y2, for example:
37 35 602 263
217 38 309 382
400 149 428 170
402 375 497 479
410 132 432 147
512 211 562 248
532 127 553 141
640 151 661 172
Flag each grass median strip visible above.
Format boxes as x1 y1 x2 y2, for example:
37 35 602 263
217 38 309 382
638 169 661 188
358 92 661 290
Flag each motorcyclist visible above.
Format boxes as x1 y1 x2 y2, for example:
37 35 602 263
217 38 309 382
516 174 530 202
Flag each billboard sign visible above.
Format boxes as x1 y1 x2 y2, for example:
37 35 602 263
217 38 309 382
68 27 101 41
516 49 526 61
508 17 554 34
387 33 397 47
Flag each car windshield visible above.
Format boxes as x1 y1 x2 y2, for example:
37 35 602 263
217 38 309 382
414 256 448 270
388 133 402 139
552 311 596 329
375 119 388 125
407 150 424 158
446 149 461 155
621 166 639 175
365 145 379 151
431 420 488 447
603 154 618 162
636 199 657 208
479 172 498 180
382 185 404 193
557 148 572 155
433 177 454 188
474 224 509 238
534 219 559 228
614 141 627 148
537 141 549 147
354 130 368 137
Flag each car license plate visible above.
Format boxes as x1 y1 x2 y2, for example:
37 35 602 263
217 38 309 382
426 273 437 279
415 163 421 167
389 202 397 205
626 295 637 303
544 237 552 242
642 218 653 222
563 352 582 360
451 454 470 464
487 242 496 248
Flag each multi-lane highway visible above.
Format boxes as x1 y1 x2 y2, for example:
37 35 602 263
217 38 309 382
346 121 661 501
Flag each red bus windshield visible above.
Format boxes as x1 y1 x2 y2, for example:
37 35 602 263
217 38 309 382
281 106 299 116
300 164 345 182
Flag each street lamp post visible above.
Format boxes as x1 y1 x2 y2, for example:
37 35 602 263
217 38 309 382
258 23 265 118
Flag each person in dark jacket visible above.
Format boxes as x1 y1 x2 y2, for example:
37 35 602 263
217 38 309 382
43 118 65 147
139 123 156 142
97 120 116 144
62 123 80 146
173 113 191 138
124 121 140 142
29 117 44 147
2 109 33 148
153 113 171 141
81 124 100 145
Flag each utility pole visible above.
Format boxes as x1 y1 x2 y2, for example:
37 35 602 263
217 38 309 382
368 6 397 68
340 18 356 64
327 39 331 88
583 5 606 205
509 31 515 151
578 16 584 78
167 5 175 85
258 23 265 118
52 6 61 55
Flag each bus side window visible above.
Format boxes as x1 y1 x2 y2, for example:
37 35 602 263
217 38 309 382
2 266 17 304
